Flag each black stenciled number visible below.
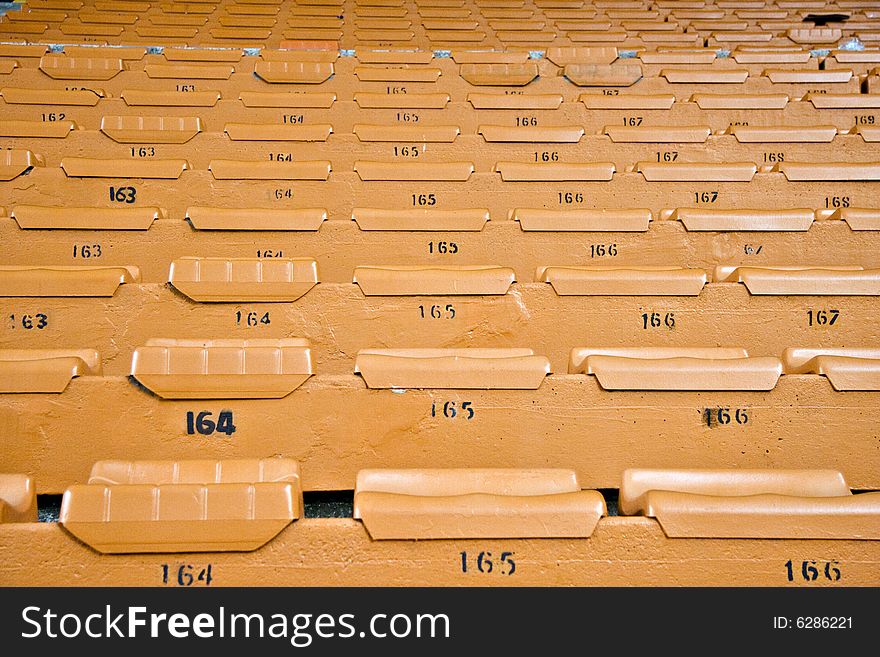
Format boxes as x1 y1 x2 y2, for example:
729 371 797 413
590 243 618 258
558 192 584 204
785 560 841 582
109 186 137 204
9 313 48 330
641 312 675 329
235 310 271 327
393 145 420 158
807 309 840 326
162 564 213 586
428 241 457 254
412 193 436 206
703 407 749 427
419 304 455 320
432 401 474 419
186 410 236 436
824 196 850 208
460 551 515 575
72 244 102 258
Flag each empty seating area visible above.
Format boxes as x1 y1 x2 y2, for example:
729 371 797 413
1 0 880 586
